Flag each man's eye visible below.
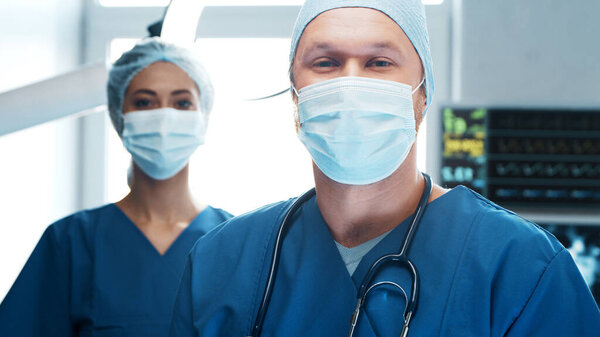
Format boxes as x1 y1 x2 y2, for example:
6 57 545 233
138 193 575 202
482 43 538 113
176 100 192 109
370 60 392 67
314 60 336 68
134 99 152 108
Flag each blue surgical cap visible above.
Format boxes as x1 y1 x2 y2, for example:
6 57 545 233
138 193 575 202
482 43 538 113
107 38 214 135
290 0 435 112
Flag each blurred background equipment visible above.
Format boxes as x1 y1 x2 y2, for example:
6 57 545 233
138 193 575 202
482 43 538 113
540 223 600 305
487 109 600 207
442 107 600 208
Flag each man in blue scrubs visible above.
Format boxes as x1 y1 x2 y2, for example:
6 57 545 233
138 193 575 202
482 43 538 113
169 1 600 336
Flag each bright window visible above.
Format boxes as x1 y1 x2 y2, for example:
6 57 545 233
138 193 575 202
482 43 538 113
0 117 79 301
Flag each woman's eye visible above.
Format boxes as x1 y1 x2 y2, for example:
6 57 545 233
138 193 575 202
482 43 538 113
134 99 152 108
176 100 193 109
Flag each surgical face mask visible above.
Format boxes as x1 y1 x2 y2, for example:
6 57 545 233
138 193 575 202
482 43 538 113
295 76 423 185
121 107 207 180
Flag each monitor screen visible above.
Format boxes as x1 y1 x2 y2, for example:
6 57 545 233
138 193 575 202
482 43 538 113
441 107 487 194
441 107 600 207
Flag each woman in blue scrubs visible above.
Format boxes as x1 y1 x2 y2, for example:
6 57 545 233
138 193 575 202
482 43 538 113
169 1 600 336
0 38 232 336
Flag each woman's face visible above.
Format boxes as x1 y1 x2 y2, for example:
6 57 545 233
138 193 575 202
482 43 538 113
122 61 201 114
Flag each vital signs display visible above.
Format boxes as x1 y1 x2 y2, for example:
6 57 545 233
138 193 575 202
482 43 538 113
441 107 487 194
441 107 600 207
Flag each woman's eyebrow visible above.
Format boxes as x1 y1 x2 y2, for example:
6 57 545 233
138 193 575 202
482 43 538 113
171 89 193 95
132 89 157 96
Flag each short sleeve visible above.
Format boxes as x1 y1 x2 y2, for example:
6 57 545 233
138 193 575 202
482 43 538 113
505 249 600 336
0 226 73 336
168 255 196 337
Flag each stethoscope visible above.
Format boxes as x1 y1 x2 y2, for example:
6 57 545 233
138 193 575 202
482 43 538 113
250 173 433 337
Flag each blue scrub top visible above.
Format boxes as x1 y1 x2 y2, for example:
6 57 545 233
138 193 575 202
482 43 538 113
0 203 232 337
169 186 600 337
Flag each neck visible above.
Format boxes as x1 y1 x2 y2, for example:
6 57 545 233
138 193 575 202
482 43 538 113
119 164 202 225
315 147 424 248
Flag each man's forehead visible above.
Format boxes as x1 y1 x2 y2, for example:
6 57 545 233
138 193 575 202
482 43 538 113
298 8 409 57
309 41 400 50
308 7 400 29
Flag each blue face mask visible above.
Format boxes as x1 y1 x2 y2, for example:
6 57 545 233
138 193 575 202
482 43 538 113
121 107 207 180
295 76 423 185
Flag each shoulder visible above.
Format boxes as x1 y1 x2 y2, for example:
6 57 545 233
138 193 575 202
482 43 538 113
190 199 296 258
204 205 234 222
451 187 569 307
440 187 567 298
46 203 119 249
440 188 595 337
185 199 297 313
186 198 298 284
188 205 235 235
458 187 563 259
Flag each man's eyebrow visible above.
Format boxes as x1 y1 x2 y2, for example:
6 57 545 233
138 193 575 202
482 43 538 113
305 42 334 51
371 42 398 50
304 41 404 54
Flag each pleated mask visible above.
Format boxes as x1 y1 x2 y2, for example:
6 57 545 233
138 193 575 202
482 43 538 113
296 76 422 185
121 107 206 180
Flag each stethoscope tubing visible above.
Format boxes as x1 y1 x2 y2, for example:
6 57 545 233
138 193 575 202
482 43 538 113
355 173 432 318
250 188 316 337
250 173 432 337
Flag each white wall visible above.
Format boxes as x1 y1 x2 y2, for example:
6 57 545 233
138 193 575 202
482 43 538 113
0 0 83 301
0 0 83 92
455 0 600 107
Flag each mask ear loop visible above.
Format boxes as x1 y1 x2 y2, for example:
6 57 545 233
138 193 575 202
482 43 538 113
243 88 291 101
411 77 425 95
291 85 301 128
